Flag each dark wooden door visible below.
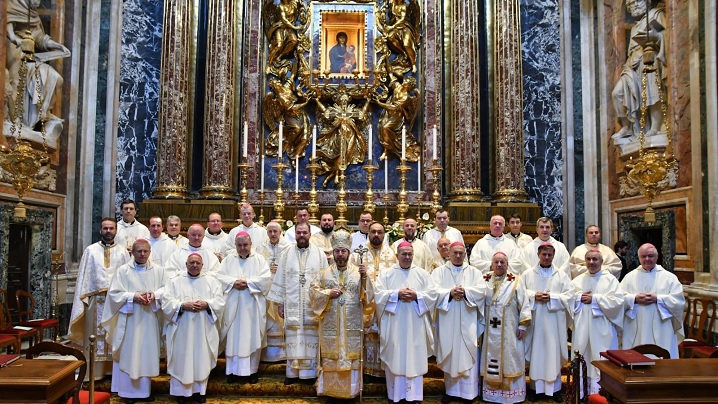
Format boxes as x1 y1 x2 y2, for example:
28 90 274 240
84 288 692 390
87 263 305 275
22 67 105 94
6 223 31 321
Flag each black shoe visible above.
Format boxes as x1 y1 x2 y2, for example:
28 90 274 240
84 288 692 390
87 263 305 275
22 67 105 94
123 399 136 404
441 394 452 404
526 389 539 402
248 373 259 384
300 377 316 385
172 396 189 404
550 393 563 403
284 377 299 385
144 396 156 403
226 374 240 384
192 393 206 404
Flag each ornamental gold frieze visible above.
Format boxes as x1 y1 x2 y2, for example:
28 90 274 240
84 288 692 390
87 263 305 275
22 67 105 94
261 0 422 188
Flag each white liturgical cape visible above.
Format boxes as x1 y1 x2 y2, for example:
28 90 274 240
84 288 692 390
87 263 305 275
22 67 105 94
162 272 225 385
422 226 464 260
225 222 268 255
620 265 685 358
569 243 622 279
116 220 150 249
391 238 433 271
166 245 220 278
148 233 178 267
202 229 228 256
469 233 524 275
521 237 571 278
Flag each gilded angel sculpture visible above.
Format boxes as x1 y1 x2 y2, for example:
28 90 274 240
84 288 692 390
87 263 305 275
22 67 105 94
263 78 310 161
374 77 420 162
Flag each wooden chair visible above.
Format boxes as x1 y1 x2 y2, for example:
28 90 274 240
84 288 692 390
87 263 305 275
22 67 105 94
0 289 38 349
0 334 20 354
632 343 671 359
680 298 718 358
15 289 60 341
25 341 86 404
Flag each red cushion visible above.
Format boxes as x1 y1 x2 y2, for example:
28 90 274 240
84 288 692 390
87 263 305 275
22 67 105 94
0 328 34 335
0 335 16 343
691 345 718 356
679 340 706 348
19 319 59 327
68 390 112 404
588 394 609 404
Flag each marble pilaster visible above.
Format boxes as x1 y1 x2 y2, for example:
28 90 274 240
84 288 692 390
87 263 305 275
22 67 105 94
199 0 236 199
153 0 191 199
445 0 484 201
421 0 443 187
494 0 528 202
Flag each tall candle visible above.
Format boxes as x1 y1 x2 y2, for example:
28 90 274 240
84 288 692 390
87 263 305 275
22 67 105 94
260 155 265 191
243 121 248 158
417 157 421 190
401 126 406 160
384 157 388 194
368 125 373 162
312 125 317 159
295 155 299 193
278 121 283 159
432 125 438 161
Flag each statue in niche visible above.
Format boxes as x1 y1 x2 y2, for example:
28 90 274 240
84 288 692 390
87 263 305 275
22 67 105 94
314 87 371 186
4 0 70 150
264 0 304 78
262 77 311 161
611 0 666 145
374 76 420 162
380 0 420 77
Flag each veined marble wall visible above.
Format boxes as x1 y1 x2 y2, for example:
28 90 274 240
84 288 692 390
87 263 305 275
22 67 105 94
520 0 565 238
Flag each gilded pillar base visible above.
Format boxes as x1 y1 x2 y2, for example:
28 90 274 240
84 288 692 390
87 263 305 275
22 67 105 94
152 185 189 199
447 189 485 202
198 185 235 200
493 188 528 203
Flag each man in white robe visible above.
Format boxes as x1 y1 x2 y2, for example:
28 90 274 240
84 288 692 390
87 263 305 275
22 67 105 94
519 242 575 402
166 215 188 248
432 242 487 402
350 221 397 380
224 203 268 253
255 221 291 362
375 241 438 403
430 237 452 271
69 217 131 380
310 213 336 265
505 213 533 249
569 225 622 279
470 215 523 275
310 230 375 399
481 252 532 404
267 222 328 384
391 218 433 271
202 212 227 261
521 217 570 277
216 232 272 384
167 224 220 278
284 207 321 243
147 216 179 267
620 243 685 358
162 253 225 403
571 249 624 396
116 199 151 251
350 211 375 251
101 239 167 402
422 210 465 261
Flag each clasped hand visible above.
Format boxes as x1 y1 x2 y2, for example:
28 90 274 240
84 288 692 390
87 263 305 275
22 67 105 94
233 279 248 290
182 300 208 312
635 293 657 305
399 287 417 302
535 291 551 303
451 285 465 301
133 292 155 305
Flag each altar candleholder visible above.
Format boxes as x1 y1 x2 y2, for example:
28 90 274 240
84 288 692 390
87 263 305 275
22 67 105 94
383 193 390 226
272 161 289 223
293 191 300 212
335 167 349 230
416 191 425 224
429 159 444 214
395 160 411 226
237 161 251 205
362 163 378 213
307 159 321 226
258 190 266 226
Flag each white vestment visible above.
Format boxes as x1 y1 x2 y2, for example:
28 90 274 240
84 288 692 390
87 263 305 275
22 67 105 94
519 265 575 396
620 265 685 358
216 252 272 375
375 264 438 402
116 220 151 249
481 272 532 404
283 224 321 244
349 243 397 377
162 272 225 396
432 262 486 400
101 261 167 398
202 229 228 256
506 232 533 250
310 230 334 265
267 244 328 378
391 238 433 271
521 237 571 278
225 222 268 255
569 243 623 279
148 233 179 267
422 226 464 261
167 234 189 248
255 238 291 361
571 269 624 396
68 241 131 379
166 245 220 278
469 234 524 275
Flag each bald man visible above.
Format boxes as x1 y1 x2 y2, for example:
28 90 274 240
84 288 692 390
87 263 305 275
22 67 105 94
167 224 220 278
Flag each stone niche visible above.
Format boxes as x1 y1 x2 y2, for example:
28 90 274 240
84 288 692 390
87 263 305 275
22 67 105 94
619 210 676 273
0 204 54 321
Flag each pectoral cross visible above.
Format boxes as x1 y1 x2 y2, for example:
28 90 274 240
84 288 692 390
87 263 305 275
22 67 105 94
490 317 501 328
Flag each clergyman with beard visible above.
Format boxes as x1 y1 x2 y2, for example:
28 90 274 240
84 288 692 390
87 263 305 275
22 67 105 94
311 213 336 265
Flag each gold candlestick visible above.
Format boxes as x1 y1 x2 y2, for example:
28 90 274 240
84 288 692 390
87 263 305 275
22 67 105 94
395 160 411 226
272 161 288 223
416 191 424 223
335 167 349 230
307 160 321 225
429 159 443 214
258 190 265 226
383 192 390 225
237 161 250 205
362 163 378 213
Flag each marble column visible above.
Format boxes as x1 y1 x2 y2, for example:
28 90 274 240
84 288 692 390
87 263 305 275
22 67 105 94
153 0 192 199
493 0 528 202
198 0 236 199
0 3 5 139
445 0 484 201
